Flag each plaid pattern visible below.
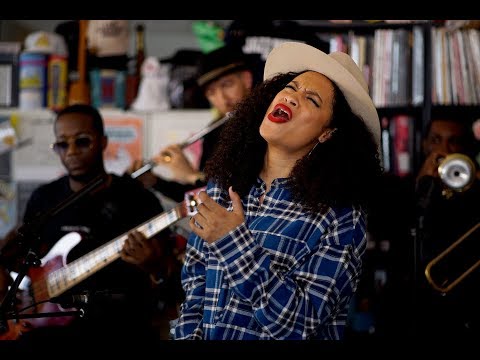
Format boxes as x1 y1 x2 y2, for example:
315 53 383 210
175 178 366 340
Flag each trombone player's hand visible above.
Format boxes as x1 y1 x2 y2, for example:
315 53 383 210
416 150 448 183
154 144 203 185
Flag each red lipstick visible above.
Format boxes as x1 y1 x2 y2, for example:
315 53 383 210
267 103 291 123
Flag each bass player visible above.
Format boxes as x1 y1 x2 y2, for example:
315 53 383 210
0 104 178 342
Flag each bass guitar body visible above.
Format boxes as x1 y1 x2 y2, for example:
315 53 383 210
0 232 82 340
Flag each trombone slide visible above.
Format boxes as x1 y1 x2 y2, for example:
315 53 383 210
425 222 480 293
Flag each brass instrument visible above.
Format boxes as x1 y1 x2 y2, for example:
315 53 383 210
438 153 476 199
424 153 479 293
424 223 480 293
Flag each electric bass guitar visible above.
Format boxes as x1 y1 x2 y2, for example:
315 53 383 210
0 187 204 340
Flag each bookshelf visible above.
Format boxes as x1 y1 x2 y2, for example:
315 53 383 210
310 21 480 176
428 23 480 135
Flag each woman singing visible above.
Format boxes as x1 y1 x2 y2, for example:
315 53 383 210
174 42 382 340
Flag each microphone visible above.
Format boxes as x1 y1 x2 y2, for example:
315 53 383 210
51 293 90 308
51 290 127 308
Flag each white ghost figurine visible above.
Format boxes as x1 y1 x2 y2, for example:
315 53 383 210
131 56 170 111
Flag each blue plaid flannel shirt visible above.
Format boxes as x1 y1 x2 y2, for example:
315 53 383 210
175 177 366 340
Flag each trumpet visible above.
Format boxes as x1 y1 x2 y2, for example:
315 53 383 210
131 115 230 179
424 153 479 293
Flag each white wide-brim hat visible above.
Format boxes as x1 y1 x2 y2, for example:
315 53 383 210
264 42 380 147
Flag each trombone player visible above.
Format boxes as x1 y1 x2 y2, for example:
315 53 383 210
415 112 480 338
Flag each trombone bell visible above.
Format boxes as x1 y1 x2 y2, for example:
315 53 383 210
438 153 476 192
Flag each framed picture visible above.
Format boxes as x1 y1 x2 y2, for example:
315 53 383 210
101 110 145 176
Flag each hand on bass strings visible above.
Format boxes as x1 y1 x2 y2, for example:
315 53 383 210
121 230 165 275
190 187 245 244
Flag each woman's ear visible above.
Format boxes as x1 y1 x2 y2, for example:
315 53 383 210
318 128 337 143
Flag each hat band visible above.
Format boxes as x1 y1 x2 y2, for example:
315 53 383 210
197 62 245 87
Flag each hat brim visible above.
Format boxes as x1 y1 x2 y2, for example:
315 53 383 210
263 42 380 147
197 62 246 88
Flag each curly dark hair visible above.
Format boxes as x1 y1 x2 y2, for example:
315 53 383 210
204 71 383 214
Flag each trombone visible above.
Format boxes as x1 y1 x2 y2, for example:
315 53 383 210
424 153 479 294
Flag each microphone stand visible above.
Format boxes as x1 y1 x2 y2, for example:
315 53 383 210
411 175 438 336
0 174 107 334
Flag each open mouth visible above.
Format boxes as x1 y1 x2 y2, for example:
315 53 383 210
268 104 291 123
